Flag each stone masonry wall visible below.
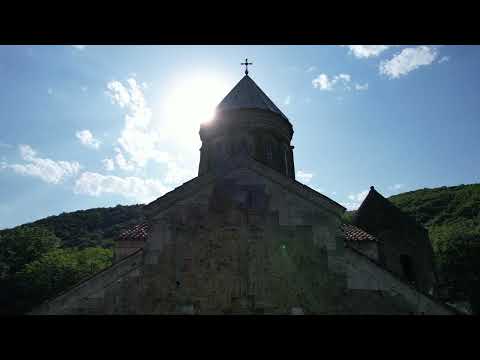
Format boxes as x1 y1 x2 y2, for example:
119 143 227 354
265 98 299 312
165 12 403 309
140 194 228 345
344 246 454 314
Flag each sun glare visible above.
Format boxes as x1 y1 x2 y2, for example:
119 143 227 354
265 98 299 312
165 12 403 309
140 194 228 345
163 73 232 133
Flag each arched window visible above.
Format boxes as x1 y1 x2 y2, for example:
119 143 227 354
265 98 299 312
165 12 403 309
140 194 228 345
284 148 289 175
240 138 248 154
400 254 415 284
225 142 232 156
266 141 273 162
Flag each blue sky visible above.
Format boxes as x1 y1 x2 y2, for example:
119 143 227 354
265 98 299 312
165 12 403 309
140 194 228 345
1 45 479 229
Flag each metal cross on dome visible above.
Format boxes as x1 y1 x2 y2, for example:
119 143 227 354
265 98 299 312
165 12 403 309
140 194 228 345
241 58 253 75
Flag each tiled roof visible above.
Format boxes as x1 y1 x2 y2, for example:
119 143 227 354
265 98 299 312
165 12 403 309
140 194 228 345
342 223 377 242
216 75 289 122
118 223 148 242
117 222 376 244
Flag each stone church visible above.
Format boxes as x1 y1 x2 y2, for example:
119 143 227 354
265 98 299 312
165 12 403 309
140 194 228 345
31 70 457 315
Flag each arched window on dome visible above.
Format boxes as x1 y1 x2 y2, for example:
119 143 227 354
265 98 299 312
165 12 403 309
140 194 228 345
266 141 273 162
284 148 289 176
400 254 415 284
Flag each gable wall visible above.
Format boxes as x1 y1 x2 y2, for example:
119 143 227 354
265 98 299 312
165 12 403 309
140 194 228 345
344 247 453 314
356 192 436 294
142 168 347 314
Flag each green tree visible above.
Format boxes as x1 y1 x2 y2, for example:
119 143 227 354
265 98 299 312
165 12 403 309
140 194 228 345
14 247 113 312
0 226 61 277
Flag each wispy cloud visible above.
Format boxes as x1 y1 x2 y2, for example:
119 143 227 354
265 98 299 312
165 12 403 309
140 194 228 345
76 130 101 149
114 147 136 171
1 145 80 184
438 56 450 64
388 183 404 191
342 45 391 58
312 73 350 91
296 170 314 184
348 189 369 202
312 73 367 92
72 45 87 50
74 172 170 203
105 77 196 187
106 80 131 108
284 95 291 105
47 88 53 96
106 78 166 168
355 83 369 91
102 158 115 171
306 66 317 73
341 189 369 210
380 46 438 79
386 183 406 196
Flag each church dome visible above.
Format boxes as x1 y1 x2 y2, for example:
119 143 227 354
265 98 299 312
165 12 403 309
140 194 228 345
216 75 290 123
198 73 295 180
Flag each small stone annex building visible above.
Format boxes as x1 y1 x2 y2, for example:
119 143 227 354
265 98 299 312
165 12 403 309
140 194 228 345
31 71 457 315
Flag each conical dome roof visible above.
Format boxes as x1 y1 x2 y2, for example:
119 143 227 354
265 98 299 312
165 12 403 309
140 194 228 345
216 75 289 122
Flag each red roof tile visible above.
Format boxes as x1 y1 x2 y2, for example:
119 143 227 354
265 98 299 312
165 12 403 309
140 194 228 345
342 223 377 242
118 223 148 242
117 222 375 244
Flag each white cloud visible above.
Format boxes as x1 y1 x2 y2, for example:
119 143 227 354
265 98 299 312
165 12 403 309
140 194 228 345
379 46 438 79
340 202 361 211
348 189 369 202
306 66 317 73
388 183 404 191
163 161 196 186
296 170 314 184
337 74 351 82
106 80 131 108
76 129 101 149
106 78 168 167
105 78 196 187
114 148 136 171
74 171 170 203
312 74 334 91
355 83 369 91
342 189 369 210
342 45 391 58
386 183 405 195
284 95 291 105
1 145 81 184
72 45 87 50
102 158 115 171
439 56 450 64
312 73 353 91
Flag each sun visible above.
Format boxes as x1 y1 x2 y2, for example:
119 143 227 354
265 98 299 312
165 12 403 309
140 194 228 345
162 72 232 133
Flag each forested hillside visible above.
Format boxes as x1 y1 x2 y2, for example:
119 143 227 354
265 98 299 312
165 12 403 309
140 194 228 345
0 204 145 314
389 184 480 312
24 204 145 248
